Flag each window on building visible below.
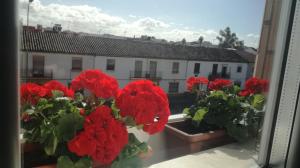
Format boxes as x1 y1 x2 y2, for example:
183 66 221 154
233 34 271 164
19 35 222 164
237 66 242 73
72 57 82 70
194 63 200 75
212 64 218 75
168 82 179 93
32 55 45 77
172 62 179 74
106 59 115 71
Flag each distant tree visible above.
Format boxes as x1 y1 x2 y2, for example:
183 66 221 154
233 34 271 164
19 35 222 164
181 38 186 45
216 27 244 50
198 36 204 46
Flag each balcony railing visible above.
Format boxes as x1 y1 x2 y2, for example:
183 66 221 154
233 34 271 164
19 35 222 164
208 72 231 80
21 69 53 83
130 71 162 80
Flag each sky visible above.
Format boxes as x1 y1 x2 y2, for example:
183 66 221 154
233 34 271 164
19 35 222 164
19 0 265 47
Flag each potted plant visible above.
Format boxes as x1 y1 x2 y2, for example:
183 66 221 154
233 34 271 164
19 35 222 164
21 69 170 168
165 76 268 151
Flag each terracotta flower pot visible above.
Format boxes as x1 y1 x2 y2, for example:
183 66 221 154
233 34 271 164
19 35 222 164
22 142 42 153
165 120 234 153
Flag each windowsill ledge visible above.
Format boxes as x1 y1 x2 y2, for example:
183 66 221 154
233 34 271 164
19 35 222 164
148 142 260 168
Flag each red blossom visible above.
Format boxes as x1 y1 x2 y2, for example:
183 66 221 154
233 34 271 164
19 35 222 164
68 131 97 156
208 79 232 90
68 106 128 164
43 80 74 98
186 76 209 91
238 90 250 97
71 69 119 99
20 83 47 105
239 77 269 96
79 108 85 116
116 80 171 134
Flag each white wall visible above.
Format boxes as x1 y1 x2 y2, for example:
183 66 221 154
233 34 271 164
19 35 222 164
186 61 249 87
22 52 251 92
22 52 94 85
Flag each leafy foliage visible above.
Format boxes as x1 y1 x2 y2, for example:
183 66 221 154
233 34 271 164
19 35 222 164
183 82 267 142
216 27 245 50
111 133 148 168
21 96 85 157
57 156 92 168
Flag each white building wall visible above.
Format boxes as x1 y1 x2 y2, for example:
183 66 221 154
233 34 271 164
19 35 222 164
186 61 249 87
22 52 94 85
22 52 251 93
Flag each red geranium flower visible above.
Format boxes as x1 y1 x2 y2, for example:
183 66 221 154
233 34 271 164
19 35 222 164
68 106 128 164
20 83 47 105
239 77 269 96
79 108 85 116
71 69 119 99
116 80 171 134
43 80 74 98
67 131 97 156
186 76 209 91
238 90 250 97
208 79 232 90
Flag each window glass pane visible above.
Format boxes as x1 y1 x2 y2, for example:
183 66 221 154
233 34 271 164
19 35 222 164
168 82 179 93
172 62 179 74
72 57 82 70
19 0 287 167
237 66 242 73
32 55 44 77
106 59 115 71
194 63 200 75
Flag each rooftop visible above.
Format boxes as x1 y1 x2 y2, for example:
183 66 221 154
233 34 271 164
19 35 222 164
21 30 255 63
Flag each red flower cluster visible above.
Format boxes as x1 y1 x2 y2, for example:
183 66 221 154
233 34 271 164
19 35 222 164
71 69 119 99
43 80 74 98
68 106 128 164
186 76 209 91
21 81 74 105
21 83 47 105
239 77 268 96
208 79 232 90
116 80 170 134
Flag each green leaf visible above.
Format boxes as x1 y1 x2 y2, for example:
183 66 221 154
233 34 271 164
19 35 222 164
123 117 136 127
111 156 143 168
44 133 58 155
111 101 121 119
56 113 84 141
182 108 190 115
52 90 64 98
233 85 241 94
74 92 84 102
192 108 208 122
25 109 35 114
251 94 265 110
209 90 228 100
57 156 74 168
74 157 92 168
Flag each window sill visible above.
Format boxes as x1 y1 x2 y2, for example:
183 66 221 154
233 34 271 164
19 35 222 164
148 142 259 168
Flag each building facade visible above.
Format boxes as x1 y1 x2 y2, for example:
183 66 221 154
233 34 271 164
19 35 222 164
21 30 255 94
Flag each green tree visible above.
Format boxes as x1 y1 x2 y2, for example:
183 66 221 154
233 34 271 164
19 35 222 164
198 36 204 46
216 27 244 50
181 38 186 45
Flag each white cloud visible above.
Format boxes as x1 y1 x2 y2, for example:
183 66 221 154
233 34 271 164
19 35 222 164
129 14 137 18
19 0 259 47
247 33 259 38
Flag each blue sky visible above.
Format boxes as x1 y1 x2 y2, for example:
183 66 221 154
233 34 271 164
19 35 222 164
20 0 266 47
